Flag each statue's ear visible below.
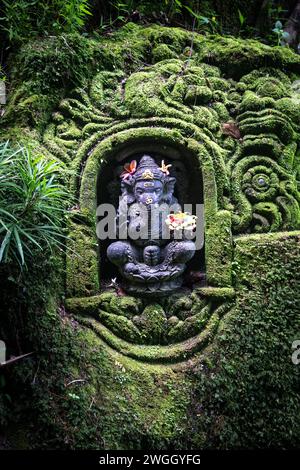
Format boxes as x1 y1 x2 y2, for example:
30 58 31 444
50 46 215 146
163 177 176 203
121 179 135 204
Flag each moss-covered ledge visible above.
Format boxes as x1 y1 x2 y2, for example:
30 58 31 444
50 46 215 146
2 22 300 136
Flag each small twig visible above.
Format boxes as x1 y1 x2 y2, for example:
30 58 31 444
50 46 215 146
32 359 41 385
89 397 95 410
182 16 196 73
65 379 86 387
0 351 34 368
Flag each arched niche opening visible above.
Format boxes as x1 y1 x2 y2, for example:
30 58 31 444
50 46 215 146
96 139 205 289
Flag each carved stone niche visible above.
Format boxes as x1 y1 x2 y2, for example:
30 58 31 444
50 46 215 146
67 132 234 358
97 142 205 296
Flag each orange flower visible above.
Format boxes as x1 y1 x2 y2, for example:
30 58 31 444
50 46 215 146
160 160 172 175
121 160 137 179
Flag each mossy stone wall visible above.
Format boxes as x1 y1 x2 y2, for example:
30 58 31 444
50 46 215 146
1 232 299 449
0 24 300 449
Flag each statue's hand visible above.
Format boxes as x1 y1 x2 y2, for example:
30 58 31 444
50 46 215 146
143 246 161 266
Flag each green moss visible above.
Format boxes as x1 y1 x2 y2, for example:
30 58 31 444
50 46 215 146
240 137 283 160
205 210 233 287
167 304 211 342
10 34 101 92
2 226 300 450
65 294 104 316
238 111 294 144
195 286 236 299
107 294 143 318
185 85 213 104
66 290 232 348
77 305 225 363
230 155 300 233
98 310 143 343
152 44 176 62
2 22 300 451
194 35 300 79
133 304 166 344
165 293 196 319
4 23 300 132
2 87 60 132
66 212 99 297
3 25 299 250
66 292 143 318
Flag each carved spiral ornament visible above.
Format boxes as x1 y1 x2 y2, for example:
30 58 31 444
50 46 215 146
242 165 279 202
231 154 300 233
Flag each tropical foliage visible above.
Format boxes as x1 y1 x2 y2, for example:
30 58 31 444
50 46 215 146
1 0 92 43
0 142 69 267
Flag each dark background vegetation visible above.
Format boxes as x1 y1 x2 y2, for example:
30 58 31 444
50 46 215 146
1 0 300 74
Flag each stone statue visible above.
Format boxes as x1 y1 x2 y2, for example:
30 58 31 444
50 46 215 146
107 155 196 295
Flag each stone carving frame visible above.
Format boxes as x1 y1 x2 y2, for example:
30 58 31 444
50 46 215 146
74 128 232 294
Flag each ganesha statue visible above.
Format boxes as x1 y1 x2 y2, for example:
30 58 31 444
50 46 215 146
107 155 196 295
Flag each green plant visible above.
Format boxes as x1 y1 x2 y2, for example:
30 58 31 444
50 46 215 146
272 20 290 46
268 2 289 24
238 9 245 28
0 142 70 267
95 1 138 32
59 0 92 31
237 8 247 36
183 5 219 34
1 0 92 44
166 0 185 18
95 1 220 33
